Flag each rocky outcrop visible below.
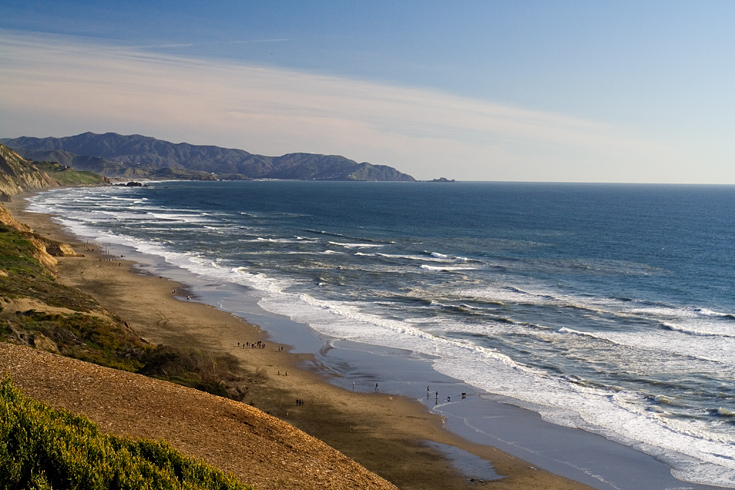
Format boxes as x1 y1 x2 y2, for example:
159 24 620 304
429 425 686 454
27 236 58 269
31 333 60 353
44 242 84 258
0 202 32 232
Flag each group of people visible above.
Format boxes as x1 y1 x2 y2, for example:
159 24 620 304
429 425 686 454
238 340 267 349
236 341 286 351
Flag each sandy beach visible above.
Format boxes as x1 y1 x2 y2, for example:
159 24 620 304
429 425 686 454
4 193 594 490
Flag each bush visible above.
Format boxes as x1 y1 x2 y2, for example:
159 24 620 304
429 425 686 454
0 376 253 490
140 346 242 398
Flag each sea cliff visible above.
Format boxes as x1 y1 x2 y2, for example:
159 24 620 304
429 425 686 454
0 143 59 200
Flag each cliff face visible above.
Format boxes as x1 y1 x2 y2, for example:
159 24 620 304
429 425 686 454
0 143 59 199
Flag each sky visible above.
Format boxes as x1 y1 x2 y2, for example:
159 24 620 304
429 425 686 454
1 1 734 183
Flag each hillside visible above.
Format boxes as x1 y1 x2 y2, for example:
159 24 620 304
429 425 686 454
0 143 59 200
2 346 397 490
2 132 416 182
0 142 109 200
1 375 252 490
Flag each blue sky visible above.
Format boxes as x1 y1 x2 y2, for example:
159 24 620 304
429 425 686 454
1 1 734 182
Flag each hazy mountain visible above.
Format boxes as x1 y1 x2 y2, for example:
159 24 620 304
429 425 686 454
2 132 416 182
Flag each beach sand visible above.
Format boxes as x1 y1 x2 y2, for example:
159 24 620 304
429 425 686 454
5 195 593 490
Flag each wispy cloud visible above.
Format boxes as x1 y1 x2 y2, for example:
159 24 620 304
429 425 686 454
132 38 291 50
0 30 686 182
231 39 291 44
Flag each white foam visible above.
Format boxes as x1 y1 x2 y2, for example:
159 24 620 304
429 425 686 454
430 251 472 262
420 264 480 272
252 237 303 244
558 324 735 366
327 241 385 249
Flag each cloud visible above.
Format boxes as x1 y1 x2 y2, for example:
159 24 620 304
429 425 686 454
0 30 688 182
132 38 291 50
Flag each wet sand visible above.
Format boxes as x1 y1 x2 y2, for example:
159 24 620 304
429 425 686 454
6 194 594 490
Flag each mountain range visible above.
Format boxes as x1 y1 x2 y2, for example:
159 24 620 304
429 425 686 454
1 132 416 182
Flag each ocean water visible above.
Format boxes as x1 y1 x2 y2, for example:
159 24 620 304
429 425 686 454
28 181 735 488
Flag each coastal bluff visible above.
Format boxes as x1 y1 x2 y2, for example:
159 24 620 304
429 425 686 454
0 142 59 200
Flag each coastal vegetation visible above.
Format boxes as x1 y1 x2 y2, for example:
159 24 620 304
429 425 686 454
0 215 249 397
33 161 108 187
0 376 252 490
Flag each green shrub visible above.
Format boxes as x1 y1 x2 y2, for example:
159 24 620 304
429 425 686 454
0 376 253 490
7 311 147 373
139 346 241 398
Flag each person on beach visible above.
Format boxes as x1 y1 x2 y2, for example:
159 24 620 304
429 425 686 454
375 383 379 392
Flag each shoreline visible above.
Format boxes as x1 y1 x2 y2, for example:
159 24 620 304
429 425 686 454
5 191 593 490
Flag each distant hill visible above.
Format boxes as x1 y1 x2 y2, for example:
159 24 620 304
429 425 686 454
2 132 416 182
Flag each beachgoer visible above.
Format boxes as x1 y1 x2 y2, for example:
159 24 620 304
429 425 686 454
375 383 379 392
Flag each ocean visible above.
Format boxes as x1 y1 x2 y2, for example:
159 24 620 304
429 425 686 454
28 181 735 488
